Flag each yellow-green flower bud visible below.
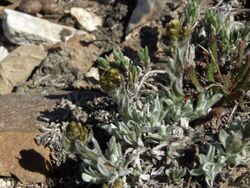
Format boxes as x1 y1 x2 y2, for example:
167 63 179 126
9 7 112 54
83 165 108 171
100 68 122 91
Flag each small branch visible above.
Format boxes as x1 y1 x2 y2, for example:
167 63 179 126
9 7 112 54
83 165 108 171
228 102 238 124
144 82 158 91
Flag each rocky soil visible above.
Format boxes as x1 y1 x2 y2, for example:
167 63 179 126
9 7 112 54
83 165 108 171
0 0 249 187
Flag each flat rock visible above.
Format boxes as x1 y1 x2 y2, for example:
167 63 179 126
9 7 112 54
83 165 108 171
0 130 51 183
66 35 99 72
2 9 79 45
0 91 68 183
0 92 63 131
70 7 102 32
0 45 47 95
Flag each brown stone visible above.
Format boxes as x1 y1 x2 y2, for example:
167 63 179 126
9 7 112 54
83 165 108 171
0 92 63 131
0 130 51 183
58 35 99 74
0 45 47 95
19 0 42 15
200 0 214 15
0 92 69 182
40 0 62 14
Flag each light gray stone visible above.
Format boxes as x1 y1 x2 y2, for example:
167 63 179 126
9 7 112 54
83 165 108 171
85 67 99 81
0 46 8 61
126 0 170 35
0 45 47 95
2 9 79 45
126 0 154 35
70 7 102 32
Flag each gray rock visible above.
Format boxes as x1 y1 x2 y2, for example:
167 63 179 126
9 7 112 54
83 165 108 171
0 45 47 95
0 46 8 61
126 0 154 35
126 0 175 35
2 9 79 45
85 67 100 82
0 92 62 131
70 7 102 32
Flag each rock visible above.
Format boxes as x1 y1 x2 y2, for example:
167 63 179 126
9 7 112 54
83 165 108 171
0 46 8 61
0 130 51 183
0 1 21 16
0 91 68 183
126 0 155 35
0 45 47 95
72 79 91 90
70 7 102 32
0 92 62 131
22 39 100 91
85 67 100 82
0 178 14 188
18 0 42 15
125 0 180 35
2 9 79 45
66 35 100 73
200 0 214 15
40 0 62 14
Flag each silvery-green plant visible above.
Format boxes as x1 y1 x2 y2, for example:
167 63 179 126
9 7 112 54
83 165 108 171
163 0 200 51
35 0 237 187
163 46 223 125
74 135 140 186
218 120 250 166
190 145 226 187
64 121 89 152
162 82 222 125
182 0 200 28
204 8 250 56
218 129 249 165
165 167 187 184
103 95 180 147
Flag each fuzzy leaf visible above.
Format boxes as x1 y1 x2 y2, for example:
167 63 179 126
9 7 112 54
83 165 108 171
219 129 229 148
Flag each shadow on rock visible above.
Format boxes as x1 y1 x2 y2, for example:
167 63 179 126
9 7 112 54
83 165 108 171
18 149 51 176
